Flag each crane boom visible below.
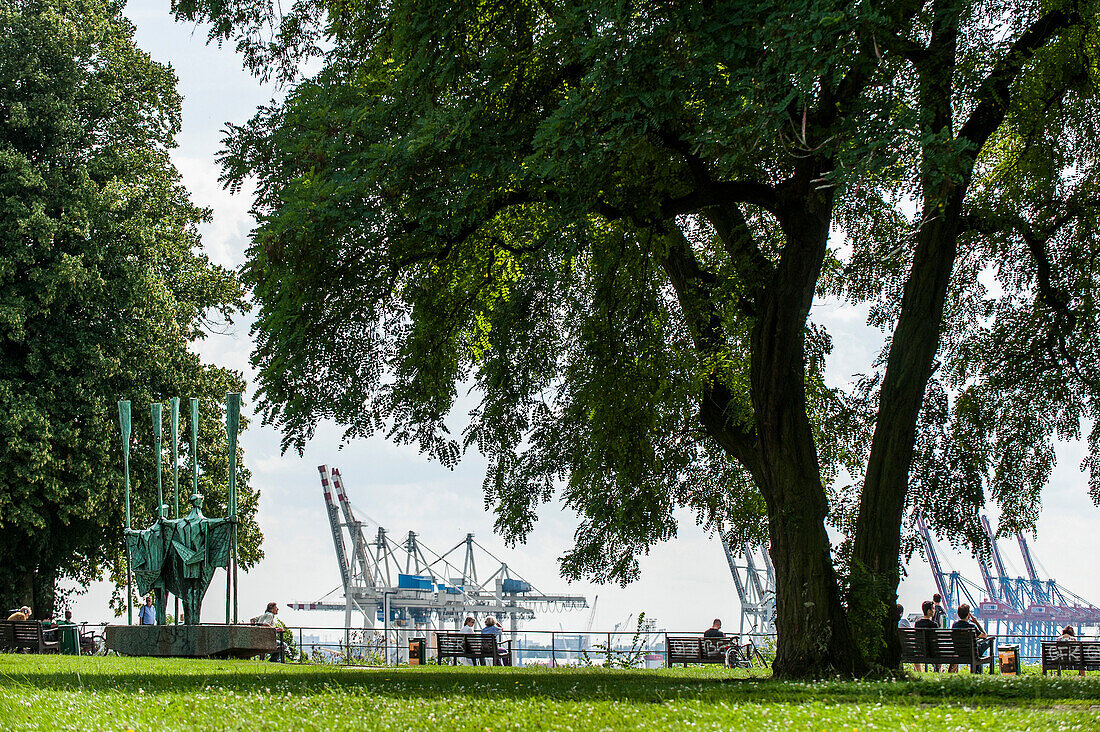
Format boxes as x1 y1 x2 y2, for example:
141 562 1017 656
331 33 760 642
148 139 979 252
743 544 767 600
722 536 751 610
980 515 1009 579
1015 532 1040 583
318 465 352 591
916 514 949 603
330 468 375 587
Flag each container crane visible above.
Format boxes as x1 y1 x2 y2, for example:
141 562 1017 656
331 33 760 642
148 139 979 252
291 465 589 663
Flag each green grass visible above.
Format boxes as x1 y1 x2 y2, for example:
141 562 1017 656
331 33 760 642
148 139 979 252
1 656 1099 730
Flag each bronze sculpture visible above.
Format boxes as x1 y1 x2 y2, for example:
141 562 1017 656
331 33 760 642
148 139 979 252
119 394 240 625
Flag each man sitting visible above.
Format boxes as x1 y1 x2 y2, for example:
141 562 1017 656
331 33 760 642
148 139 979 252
251 602 288 662
703 619 725 638
913 600 940 672
951 603 993 673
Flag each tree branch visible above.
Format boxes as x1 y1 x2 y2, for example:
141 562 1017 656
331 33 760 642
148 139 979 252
663 182 780 217
958 6 1082 150
658 229 762 476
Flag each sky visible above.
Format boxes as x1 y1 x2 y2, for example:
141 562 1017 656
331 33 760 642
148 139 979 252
68 0 1100 635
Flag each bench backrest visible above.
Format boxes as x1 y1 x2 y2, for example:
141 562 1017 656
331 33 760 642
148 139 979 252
898 628 978 660
666 635 727 663
0 621 13 649
435 632 498 658
1086 643 1100 668
10 621 44 650
1042 640 1100 669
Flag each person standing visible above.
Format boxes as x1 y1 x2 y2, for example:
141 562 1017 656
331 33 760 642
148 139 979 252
138 596 157 625
932 593 948 629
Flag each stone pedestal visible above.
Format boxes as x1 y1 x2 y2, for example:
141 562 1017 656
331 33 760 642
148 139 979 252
105 624 277 658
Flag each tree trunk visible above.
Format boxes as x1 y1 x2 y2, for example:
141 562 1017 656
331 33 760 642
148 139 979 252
851 188 963 669
752 194 867 678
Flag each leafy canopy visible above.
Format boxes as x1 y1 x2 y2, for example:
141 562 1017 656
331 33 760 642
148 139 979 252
0 0 258 613
185 0 1100 584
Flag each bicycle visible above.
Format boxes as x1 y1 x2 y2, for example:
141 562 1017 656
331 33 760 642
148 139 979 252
79 624 112 656
723 635 768 669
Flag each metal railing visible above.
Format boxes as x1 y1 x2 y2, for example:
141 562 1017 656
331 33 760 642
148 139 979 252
277 626 775 667
66 622 1098 667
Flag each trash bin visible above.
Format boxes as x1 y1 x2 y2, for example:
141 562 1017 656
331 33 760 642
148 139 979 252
999 645 1020 675
57 625 80 655
409 637 426 665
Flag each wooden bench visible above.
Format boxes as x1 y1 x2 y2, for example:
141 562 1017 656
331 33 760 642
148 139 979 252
434 632 512 666
1041 641 1100 675
665 635 730 666
898 628 994 674
0 621 60 654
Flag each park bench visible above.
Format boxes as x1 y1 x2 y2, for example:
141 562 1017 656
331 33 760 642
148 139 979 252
434 632 512 666
665 635 730 667
0 621 59 654
898 627 994 674
1041 640 1100 675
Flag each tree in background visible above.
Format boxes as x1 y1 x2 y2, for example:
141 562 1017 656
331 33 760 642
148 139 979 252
176 0 1100 675
0 0 259 617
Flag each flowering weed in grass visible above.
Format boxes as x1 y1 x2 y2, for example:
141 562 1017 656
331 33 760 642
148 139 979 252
1 656 1099 730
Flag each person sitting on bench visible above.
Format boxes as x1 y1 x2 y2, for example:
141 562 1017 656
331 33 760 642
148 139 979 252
481 617 507 666
704 619 725 638
251 602 287 663
913 600 939 672
1059 625 1085 676
951 604 993 673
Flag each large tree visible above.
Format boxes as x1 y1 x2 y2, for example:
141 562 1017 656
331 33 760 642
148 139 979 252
179 0 1100 675
0 0 260 617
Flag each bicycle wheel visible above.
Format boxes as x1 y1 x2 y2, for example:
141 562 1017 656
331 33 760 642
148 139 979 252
751 646 768 669
724 646 749 669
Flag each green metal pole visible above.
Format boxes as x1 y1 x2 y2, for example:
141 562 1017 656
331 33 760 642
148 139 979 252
118 400 132 626
150 401 163 621
190 398 199 496
170 396 179 624
171 397 180 518
227 393 241 624
151 403 163 520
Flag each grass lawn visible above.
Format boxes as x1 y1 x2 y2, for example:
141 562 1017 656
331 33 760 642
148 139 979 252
1 655 1099 730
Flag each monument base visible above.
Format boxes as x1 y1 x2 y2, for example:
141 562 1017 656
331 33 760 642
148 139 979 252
105 624 277 658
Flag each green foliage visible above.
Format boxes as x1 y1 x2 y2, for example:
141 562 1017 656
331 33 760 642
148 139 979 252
0 0 256 616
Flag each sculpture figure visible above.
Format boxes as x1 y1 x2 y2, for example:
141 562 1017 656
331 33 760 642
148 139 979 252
125 505 170 623
125 495 232 624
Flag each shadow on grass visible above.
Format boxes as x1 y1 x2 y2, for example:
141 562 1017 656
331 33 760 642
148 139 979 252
1 657 1099 707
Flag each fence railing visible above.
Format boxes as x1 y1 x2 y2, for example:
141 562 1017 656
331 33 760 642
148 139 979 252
276 627 1097 666
72 622 1097 667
